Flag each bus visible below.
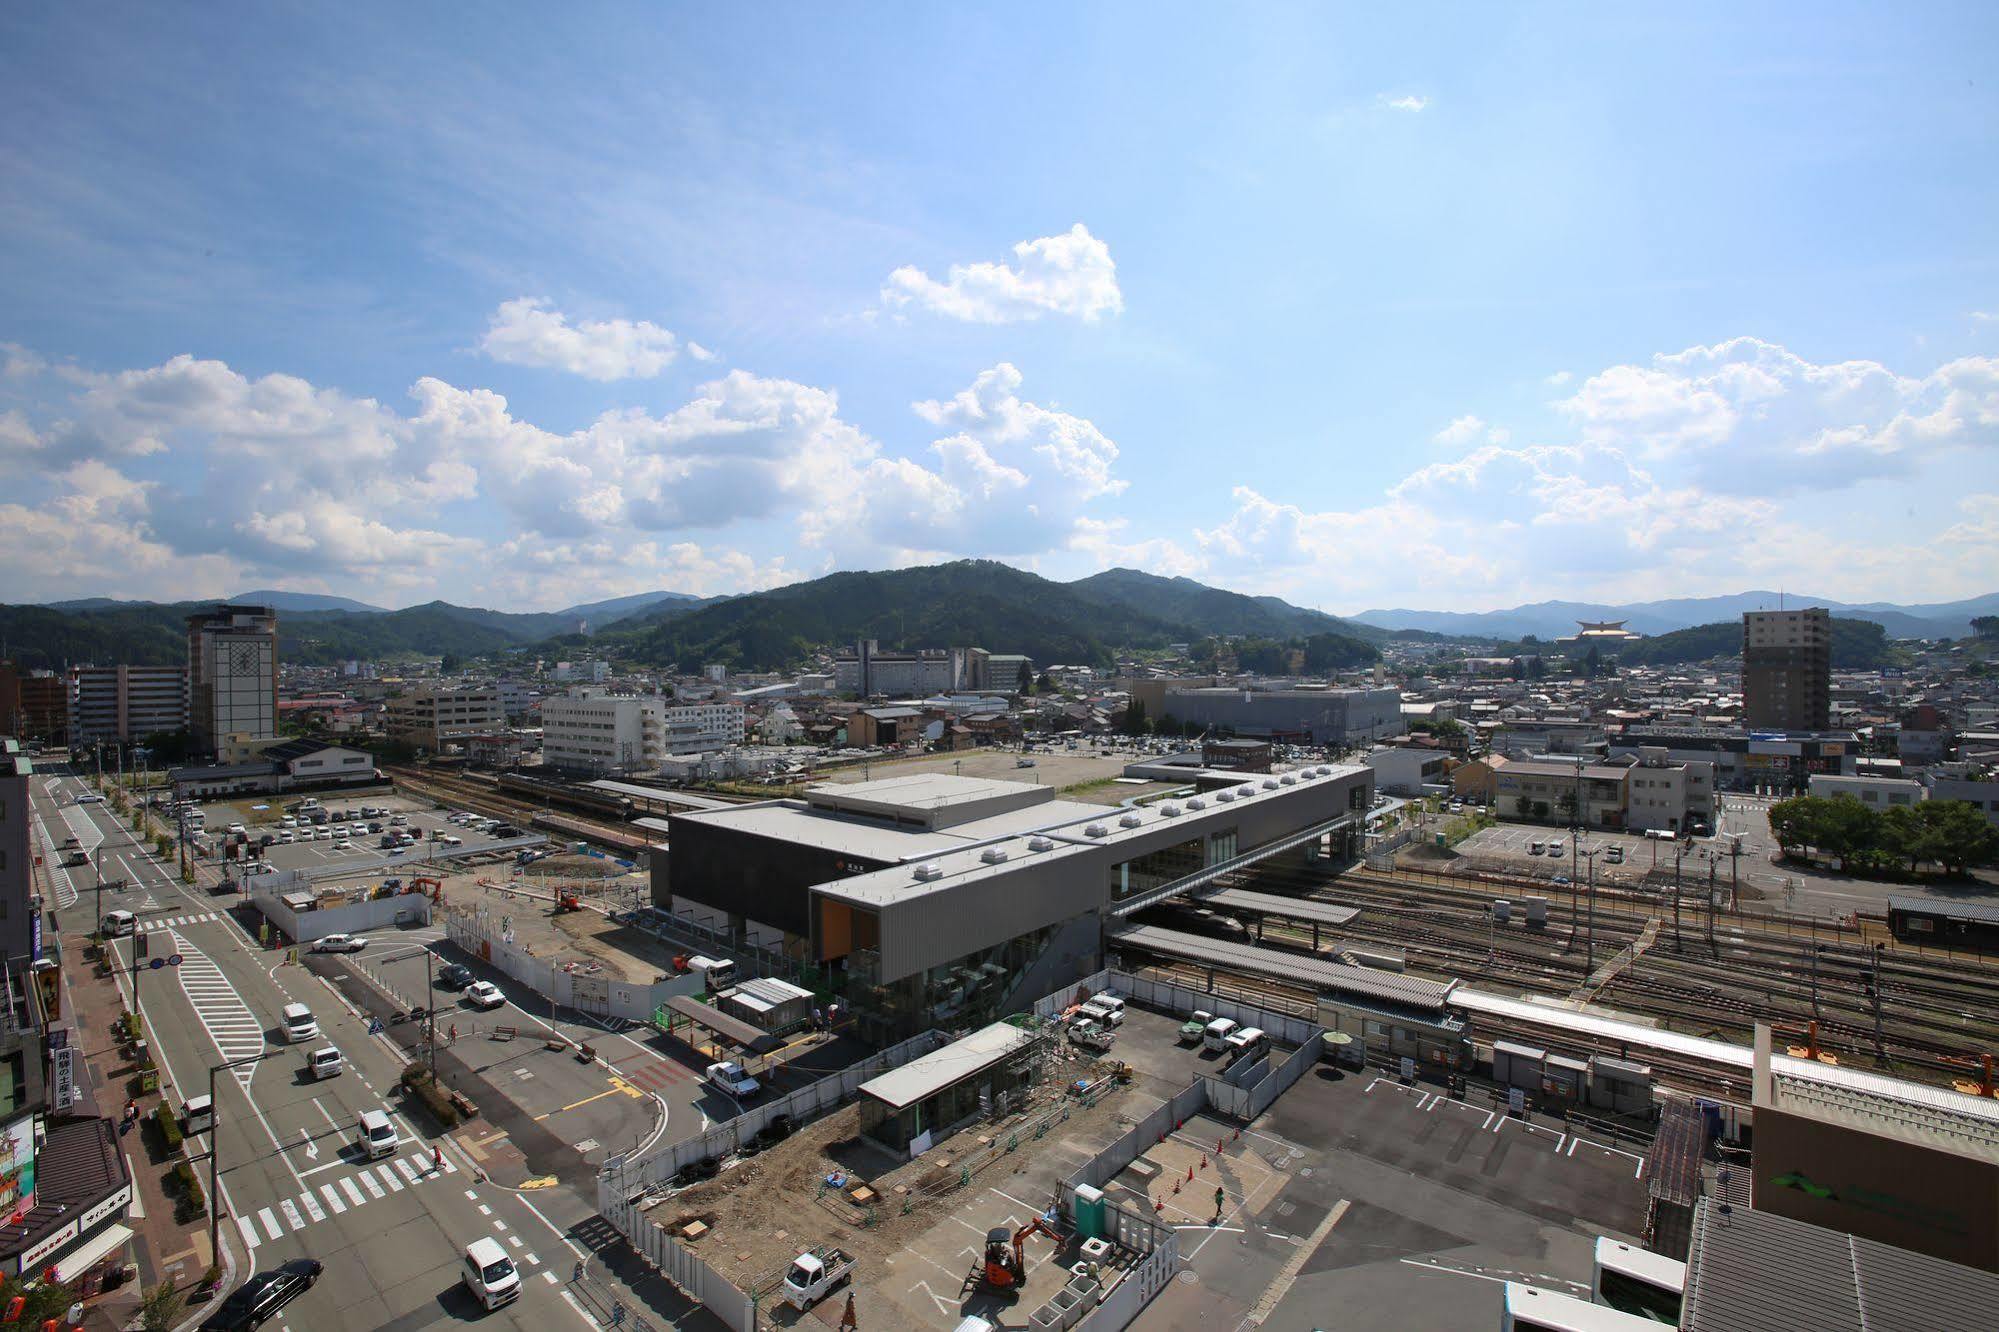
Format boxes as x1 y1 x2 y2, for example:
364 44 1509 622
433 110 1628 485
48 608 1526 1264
1591 1237 1685 1323
1502 1283 1668 1332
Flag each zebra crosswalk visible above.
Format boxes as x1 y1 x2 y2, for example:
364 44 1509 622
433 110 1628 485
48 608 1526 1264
236 1152 463 1254
144 911 222 929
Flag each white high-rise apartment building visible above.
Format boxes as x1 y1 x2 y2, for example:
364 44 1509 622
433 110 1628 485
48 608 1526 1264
662 700 745 754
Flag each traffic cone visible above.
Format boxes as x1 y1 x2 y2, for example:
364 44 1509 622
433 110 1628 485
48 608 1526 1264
1185 1165 1194 1182
1200 1154 1209 1170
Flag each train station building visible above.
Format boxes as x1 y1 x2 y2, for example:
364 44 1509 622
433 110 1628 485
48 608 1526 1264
657 766 1373 1039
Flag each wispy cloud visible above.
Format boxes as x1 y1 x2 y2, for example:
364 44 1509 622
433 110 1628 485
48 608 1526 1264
1381 94 1430 113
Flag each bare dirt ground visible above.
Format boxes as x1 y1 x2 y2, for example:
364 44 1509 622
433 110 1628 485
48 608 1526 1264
438 865 678 984
644 1049 1146 1296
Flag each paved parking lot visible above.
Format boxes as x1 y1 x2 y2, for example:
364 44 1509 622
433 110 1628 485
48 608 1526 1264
1457 820 1675 883
1132 1065 1650 1332
193 790 523 875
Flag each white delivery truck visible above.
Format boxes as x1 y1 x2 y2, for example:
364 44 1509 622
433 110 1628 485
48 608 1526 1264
780 1247 856 1310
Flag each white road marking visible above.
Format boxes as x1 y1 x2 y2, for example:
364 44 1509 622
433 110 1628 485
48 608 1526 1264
320 1183 348 1214
377 1164 404 1192
339 1176 366 1206
300 1191 326 1223
279 1199 304 1231
166 928 265 1088
360 1171 385 1200
238 1217 260 1251
395 1157 421 1184
258 1208 282 1241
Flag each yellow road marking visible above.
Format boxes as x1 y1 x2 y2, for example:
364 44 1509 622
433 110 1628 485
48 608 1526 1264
520 1176 558 1190
531 1084 633 1121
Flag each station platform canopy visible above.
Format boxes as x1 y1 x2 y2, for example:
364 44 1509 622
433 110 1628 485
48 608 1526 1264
1197 889 1360 928
659 994 783 1053
1110 924 1455 1012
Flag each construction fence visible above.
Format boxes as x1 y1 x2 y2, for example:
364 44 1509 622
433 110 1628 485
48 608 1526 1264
597 1185 756 1331
442 910 702 1022
605 1030 951 1194
250 887 432 943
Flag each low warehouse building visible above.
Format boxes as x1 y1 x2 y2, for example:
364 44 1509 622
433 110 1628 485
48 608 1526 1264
717 977 815 1036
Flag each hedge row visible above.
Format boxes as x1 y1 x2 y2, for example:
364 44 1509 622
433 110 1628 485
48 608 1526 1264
154 1102 182 1152
400 1063 460 1127
171 1161 206 1220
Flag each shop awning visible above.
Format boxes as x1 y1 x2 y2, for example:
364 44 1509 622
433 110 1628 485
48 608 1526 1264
53 1224 131 1284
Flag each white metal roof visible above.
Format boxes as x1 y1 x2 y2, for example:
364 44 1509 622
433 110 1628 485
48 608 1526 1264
857 1022 1035 1110
1454 987 1999 1132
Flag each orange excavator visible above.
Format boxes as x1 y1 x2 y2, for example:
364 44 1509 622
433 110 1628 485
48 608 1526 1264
978 1213 1059 1290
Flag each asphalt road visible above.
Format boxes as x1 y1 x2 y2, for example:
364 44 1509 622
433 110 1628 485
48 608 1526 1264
35 766 693 1331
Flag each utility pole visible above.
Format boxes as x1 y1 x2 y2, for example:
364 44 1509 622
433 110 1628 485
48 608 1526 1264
427 949 438 1079
1580 845 1599 974
1672 844 1684 953
1869 943 1886 1067
1809 945 1821 1021
1706 855 1718 951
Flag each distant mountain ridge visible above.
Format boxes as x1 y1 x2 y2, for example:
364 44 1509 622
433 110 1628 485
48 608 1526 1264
1351 591 1999 641
585 562 1385 672
2 564 1376 673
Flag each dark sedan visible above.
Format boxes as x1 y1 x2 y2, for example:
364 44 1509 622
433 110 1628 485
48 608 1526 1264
435 963 476 990
200 1258 322 1330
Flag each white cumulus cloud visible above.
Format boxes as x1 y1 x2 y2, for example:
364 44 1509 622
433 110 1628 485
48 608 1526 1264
1382 94 1429 113
881 224 1123 324
479 298 692 381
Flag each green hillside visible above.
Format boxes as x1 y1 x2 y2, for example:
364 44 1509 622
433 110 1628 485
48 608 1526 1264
1068 568 1384 642
1613 617 1896 669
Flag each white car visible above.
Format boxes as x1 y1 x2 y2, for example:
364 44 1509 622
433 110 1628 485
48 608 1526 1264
464 981 505 1010
310 934 367 953
706 1061 760 1098
333 839 353 851
316 827 333 841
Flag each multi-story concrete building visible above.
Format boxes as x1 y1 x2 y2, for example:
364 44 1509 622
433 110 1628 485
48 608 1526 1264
0 747 35 963
658 765 1374 1039
1623 749 1716 834
384 685 505 750
1495 757 1631 829
553 660 612 685
1608 725 1858 792
540 691 664 775
1808 773 1928 809
187 605 278 754
1924 770 1999 828
661 700 745 754
68 665 188 745
1157 685 1404 748
833 641 960 698
1743 607 1831 732
0 664 69 745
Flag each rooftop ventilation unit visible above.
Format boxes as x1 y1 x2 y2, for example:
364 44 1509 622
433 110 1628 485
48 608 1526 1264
980 847 1010 865
1085 823 1107 838
1160 803 1181 817
1120 813 1143 828
1215 790 1235 803
913 863 943 881
1187 797 1207 811
1280 774 1298 786
1028 836 1054 852
1262 778 1281 790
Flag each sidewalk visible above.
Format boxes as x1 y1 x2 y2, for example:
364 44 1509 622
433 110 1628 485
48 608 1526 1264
64 932 218 1330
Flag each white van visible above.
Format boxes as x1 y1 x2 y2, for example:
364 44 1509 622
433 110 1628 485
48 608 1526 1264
357 1109 398 1160
1225 1027 1270 1062
100 910 137 938
461 1236 521 1309
1080 996 1125 1027
306 1047 344 1080
281 1002 319 1043
1203 1017 1241 1051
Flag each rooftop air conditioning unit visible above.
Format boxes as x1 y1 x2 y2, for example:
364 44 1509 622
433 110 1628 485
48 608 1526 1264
980 847 1010 865
1187 797 1207 811
1215 790 1234 803
1280 775 1298 786
1120 813 1143 828
1085 823 1107 838
1160 803 1181 817
913 863 943 881
1262 778 1280 790
1028 836 1054 852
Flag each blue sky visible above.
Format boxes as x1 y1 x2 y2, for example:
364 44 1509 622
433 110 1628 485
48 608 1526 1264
2 3 1996 613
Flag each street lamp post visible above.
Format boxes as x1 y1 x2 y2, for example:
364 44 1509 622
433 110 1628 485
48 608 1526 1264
204 1050 282 1267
